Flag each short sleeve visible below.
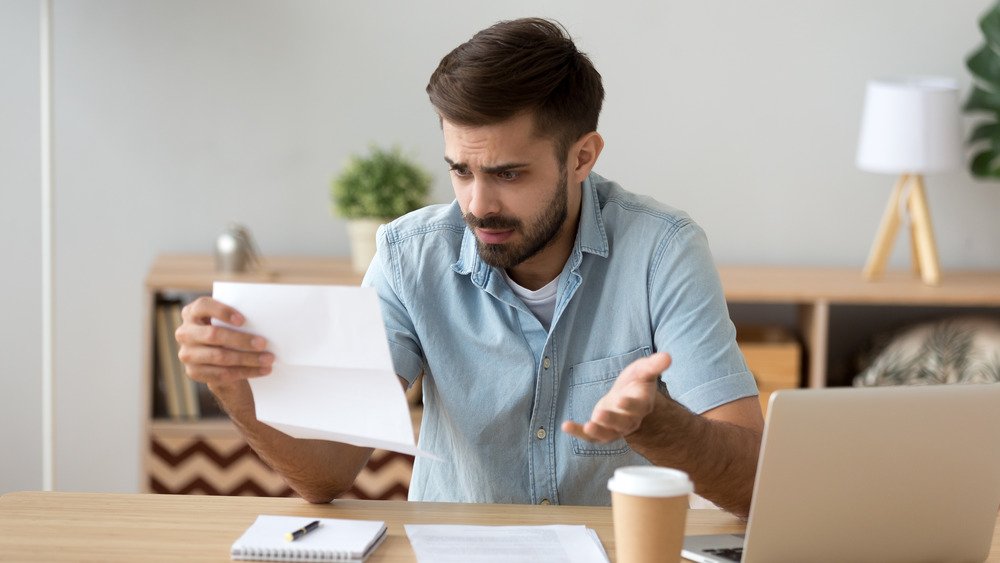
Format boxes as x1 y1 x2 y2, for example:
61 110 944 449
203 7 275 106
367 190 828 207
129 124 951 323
648 221 757 413
361 223 425 387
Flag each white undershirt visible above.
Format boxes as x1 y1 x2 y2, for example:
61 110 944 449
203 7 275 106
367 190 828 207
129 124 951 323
503 271 559 331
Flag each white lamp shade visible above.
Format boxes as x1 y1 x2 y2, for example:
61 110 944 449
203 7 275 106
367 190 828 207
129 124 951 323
855 77 962 174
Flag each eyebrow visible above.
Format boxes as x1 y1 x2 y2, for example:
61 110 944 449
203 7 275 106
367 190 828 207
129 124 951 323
444 157 529 175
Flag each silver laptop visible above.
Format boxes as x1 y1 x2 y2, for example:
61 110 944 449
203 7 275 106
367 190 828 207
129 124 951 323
682 384 1000 563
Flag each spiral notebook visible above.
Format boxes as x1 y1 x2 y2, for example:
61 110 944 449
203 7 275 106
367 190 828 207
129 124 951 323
231 515 387 562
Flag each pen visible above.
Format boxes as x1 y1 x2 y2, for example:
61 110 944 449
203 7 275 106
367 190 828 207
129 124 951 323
284 520 320 542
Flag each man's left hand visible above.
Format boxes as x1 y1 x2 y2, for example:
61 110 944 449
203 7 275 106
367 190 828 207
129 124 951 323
561 352 672 443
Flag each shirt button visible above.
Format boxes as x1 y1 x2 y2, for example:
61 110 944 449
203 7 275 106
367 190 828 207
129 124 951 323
543 357 551 369
539 498 551 505
535 427 547 440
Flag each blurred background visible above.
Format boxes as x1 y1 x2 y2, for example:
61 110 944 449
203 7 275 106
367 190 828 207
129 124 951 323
2 0 998 494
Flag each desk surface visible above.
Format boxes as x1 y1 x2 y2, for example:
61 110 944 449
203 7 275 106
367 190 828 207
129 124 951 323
3 491 999 562
0 492 745 562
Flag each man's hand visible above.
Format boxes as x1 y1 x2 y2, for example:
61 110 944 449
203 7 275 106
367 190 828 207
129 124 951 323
561 352 672 443
175 296 274 386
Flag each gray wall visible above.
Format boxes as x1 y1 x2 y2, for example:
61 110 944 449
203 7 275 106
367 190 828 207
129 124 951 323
3 0 999 493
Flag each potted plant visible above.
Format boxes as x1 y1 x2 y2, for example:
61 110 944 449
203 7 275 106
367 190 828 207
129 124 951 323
331 145 431 272
964 1 1000 178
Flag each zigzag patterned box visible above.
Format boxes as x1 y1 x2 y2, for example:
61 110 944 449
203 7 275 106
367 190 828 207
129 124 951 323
146 419 414 500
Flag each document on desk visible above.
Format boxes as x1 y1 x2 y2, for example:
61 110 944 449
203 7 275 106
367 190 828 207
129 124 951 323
212 282 434 459
404 524 609 563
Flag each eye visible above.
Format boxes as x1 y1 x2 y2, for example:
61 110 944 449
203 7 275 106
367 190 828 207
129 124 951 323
497 170 520 181
451 166 471 178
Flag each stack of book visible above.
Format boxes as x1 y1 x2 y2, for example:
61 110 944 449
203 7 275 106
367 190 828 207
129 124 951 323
154 298 222 420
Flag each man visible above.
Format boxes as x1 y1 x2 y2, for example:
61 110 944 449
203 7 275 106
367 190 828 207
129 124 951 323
176 18 763 516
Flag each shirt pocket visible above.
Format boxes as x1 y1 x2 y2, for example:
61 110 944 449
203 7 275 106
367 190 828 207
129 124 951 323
568 346 651 456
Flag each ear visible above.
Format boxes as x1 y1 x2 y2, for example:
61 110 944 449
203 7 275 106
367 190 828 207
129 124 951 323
568 132 604 184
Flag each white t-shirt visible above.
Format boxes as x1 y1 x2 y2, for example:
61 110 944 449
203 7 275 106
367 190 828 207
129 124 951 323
503 270 558 332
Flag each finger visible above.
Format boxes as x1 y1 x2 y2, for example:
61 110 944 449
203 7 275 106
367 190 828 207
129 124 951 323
561 420 588 441
563 419 622 444
581 421 623 443
591 408 641 435
185 363 272 385
179 344 273 369
621 352 672 383
179 323 267 352
182 296 246 327
607 394 652 415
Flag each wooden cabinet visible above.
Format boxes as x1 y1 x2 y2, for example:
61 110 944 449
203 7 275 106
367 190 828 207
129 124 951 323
720 267 1000 388
143 254 415 500
143 257 1000 497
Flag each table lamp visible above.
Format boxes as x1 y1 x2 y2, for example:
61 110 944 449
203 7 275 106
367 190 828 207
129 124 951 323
856 77 963 286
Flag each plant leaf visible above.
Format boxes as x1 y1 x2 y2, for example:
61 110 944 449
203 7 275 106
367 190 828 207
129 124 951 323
967 44 1000 90
964 85 1000 113
969 121 1000 144
982 4 1000 47
970 148 1000 177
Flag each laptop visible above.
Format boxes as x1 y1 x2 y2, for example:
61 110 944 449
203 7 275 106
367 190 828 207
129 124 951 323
682 384 1000 563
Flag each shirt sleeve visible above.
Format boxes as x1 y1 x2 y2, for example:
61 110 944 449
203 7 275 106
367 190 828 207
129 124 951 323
361 223 426 387
648 220 758 414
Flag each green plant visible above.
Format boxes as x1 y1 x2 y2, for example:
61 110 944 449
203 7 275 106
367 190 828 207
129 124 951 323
965 1 1000 179
331 146 431 219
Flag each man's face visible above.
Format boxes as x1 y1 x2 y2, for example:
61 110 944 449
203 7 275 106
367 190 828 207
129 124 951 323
443 113 570 270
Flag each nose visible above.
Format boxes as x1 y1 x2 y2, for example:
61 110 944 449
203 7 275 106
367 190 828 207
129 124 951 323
467 179 501 219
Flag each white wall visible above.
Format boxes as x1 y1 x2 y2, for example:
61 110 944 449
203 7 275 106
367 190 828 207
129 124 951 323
3 0 998 493
1 0 42 493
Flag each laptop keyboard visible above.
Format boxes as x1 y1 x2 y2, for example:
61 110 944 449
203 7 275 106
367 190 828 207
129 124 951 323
705 547 743 561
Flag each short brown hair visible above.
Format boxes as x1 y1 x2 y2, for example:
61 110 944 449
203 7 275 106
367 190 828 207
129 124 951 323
426 18 605 160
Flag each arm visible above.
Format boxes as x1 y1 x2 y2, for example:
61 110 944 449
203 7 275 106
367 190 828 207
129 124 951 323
175 297 373 503
562 353 763 517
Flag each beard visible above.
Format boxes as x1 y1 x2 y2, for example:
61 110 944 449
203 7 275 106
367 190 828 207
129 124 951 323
463 168 569 270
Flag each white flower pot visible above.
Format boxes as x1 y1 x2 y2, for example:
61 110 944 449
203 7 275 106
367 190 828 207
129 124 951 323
345 218 389 273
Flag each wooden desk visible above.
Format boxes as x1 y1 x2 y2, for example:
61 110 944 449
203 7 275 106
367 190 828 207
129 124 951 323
0 492 745 562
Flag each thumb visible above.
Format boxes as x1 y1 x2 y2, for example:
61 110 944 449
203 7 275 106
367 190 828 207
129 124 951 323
632 352 672 382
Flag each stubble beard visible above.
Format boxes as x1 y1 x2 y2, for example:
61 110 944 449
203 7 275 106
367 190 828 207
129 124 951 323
464 168 569 270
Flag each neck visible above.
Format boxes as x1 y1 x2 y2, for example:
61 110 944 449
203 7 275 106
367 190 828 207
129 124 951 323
507 194 581 291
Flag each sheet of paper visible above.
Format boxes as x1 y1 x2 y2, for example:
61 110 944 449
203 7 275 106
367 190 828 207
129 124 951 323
404 524 609 563
212 282 434 458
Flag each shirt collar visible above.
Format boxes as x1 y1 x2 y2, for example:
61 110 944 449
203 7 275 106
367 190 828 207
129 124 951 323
453 172 609 286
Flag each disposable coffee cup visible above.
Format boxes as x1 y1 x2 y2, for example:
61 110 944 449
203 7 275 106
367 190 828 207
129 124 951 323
608 466 693 563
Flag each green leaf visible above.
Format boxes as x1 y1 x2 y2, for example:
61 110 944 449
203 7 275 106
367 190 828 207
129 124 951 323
969 121 1000 144
981 4 1000 47
967 44 1000 90
330 145 432 219
970 148 1000 178
964 85 1000 113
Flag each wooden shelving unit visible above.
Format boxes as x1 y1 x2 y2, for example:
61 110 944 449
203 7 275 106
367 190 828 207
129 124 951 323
142 255 1000 497
719 267 1000 388
141 254 421 499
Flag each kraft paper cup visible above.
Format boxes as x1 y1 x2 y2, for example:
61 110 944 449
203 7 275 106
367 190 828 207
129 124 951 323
608 466 693 563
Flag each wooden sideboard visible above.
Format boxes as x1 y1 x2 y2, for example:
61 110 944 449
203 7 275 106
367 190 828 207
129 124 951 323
143 255 1000 497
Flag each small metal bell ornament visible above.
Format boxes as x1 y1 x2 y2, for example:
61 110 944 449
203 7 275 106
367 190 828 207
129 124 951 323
215 223 260 274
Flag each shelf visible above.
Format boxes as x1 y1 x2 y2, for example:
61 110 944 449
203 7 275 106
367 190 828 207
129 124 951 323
142 255 1000 497
718 266 1000 306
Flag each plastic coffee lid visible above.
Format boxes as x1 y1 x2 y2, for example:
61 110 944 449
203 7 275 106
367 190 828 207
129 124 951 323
607 466 694 497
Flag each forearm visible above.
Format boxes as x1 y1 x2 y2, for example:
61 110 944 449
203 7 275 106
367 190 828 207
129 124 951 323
625 393 761 517
209 381 373 503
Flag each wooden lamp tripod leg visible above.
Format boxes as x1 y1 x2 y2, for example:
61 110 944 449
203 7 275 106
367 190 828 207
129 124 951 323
863 174 909 281
907 174 941 286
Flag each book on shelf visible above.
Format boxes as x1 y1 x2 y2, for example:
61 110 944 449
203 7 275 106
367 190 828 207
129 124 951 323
154 296 224 421
155 302 184 420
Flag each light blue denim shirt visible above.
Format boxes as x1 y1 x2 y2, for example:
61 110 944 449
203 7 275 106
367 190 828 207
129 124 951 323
362 172 757 506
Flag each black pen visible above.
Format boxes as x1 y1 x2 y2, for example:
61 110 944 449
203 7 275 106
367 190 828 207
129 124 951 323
284 520 320 542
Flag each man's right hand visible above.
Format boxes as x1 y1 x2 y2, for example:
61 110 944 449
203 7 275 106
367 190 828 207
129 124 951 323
175 296 274 386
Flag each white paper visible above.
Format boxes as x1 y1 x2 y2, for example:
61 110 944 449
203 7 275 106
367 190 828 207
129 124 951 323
404 524 609 563
212 282 435 458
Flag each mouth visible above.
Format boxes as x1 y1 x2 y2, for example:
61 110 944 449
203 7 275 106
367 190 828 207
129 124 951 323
476 228 515 245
